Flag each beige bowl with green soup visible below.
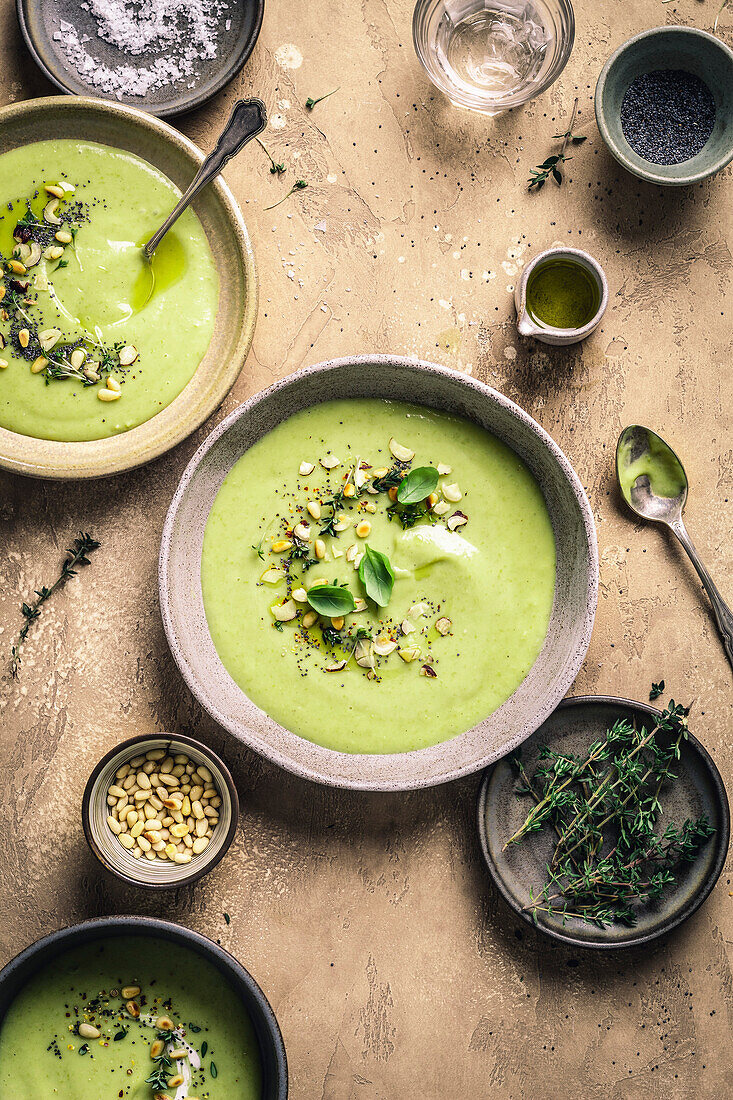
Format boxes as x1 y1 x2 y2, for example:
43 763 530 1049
0 96 257 479
160 356 599 790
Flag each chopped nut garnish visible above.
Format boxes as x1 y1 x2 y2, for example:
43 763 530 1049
398 646 421 663
373 637 398 656
118 345 138 366
8 259 26 275
314 538 326 559
408 602 430 619
291 587 308 602
330 616 345 630
355 520 371 538
442 483 462 502
43 198 62 225
293 522 310 542
389 438 414 461
343 483 356 498
435 617 452 636
272 599 297 622
401 619 415 635
44 184 65 199
364 501 377 513
420 664 438 677
437 463 452 475
320 453 340 469
306 500 321 519
31 356 48 374
299 460 315 475
302 610 318 628
325 659 348 672
18 328 30 348
260 567 284 585
39 328 62 352
0 359 8 369
272 539 293 553
433 500 450 516
345 544 358 562
447 511 468 531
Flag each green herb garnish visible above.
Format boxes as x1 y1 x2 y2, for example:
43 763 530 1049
189 1024 202 1033
252 542 265 560
386 502 435 530
201 1040 208 1057
372 465 405 492
505 697 714 927
10 532 100 677
223 912 231 924
211 1061 218 1078
146 1049 173 1090
78 1043 89 1055
305 87 339 110
528 98 586 191
358 544 394 607
113 1028 128 1041
264 180 308 211
306 583 356 617
256 137 286 175
397 466 439 505
650 680 665 701
54 259 69 271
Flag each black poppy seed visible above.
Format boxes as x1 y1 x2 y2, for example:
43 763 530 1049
620 69 716 165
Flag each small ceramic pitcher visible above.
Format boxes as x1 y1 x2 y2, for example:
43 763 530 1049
515 246 609 346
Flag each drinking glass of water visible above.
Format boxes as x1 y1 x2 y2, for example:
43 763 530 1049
413 0 575 115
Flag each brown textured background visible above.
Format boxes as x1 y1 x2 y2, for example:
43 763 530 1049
1 1 731 1096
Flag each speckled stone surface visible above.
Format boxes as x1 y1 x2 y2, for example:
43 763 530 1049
0 1 731 1097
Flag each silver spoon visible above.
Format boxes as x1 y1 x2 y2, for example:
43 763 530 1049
143 96 267 260
616 424 733 670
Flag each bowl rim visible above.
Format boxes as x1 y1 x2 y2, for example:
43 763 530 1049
159 354 599 791
0 94 258 479
594 25 733 186
16 0 266 119
0 915 288 1099
82 732 240 889
476 695 731 949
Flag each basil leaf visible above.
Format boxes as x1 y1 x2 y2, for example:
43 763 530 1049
358 544 394 607
306 584 356 616
397 466 439 505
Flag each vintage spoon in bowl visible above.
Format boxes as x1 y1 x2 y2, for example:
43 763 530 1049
142 96 266 270
616 425 733 671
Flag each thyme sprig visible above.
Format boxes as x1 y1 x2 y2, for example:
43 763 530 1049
10 532 100 677
305 87 340 110
264 180 308 211
256 137 285 175
528 98 586 191
506 696 715 927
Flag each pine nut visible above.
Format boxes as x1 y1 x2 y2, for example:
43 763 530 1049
98 388 121 402
126 1000 140 1018
195 818 208 837
78 1023 100 1039
130 821 144 839
188 785 203 802
55 229 73 244
156 1014 174 1030
169 1075 185 1088
18 328 30 348
192 837 209 855
314 538 326 559
303 610 317 628
119 834 135 849
191 800 204 820
107 816 122 834
169 1047 188 1060
150 1039 165 1059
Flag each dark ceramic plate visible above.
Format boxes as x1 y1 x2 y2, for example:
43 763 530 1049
17 0 265 117
477 696 729 949
0 917 288 1097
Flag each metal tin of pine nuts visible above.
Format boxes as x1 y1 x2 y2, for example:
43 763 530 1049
82 733 238 889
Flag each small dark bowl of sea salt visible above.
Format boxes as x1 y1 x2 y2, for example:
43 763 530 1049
595 25 733 186
17 0 265 116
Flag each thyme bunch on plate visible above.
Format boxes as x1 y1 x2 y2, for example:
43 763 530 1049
505 697 715 927
10 532 100 677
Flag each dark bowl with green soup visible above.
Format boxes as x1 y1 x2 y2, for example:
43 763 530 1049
0 916 287 1099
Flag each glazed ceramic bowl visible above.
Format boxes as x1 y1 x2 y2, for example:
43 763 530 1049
82 733 239 889
0 96 257 479
595 26 733 186
159 355 598 791
478 697 730 948
0 916 288 1098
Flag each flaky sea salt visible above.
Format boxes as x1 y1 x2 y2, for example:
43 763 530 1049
52 0 231 99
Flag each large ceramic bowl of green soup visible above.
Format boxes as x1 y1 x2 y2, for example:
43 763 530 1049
0 916 287 1098
160 356 598 790
0 96 256 478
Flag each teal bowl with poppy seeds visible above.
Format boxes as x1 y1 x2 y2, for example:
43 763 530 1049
595 26 733 186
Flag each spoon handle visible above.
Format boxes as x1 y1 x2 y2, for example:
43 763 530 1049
144 97 267 258
670 518 733 672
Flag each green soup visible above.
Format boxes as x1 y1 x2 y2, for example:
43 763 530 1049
0 140 218 442
201 399 556 754
0 936 262 1100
